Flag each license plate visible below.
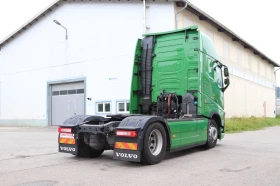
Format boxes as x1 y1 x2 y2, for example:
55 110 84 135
113 149 141 162
59 144 77 154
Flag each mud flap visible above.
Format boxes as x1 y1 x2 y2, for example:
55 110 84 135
59 144 78 155
113 149 141 162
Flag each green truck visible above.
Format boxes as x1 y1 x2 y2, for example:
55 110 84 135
58 25 230 165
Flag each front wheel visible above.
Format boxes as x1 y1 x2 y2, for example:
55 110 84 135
141 122 167 165
205 120 218 149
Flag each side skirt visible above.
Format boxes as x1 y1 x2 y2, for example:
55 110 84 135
169 142 206 152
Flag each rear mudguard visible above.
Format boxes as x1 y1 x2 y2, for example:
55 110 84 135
59 115 114 153
116 115 171 151
60 115 107 127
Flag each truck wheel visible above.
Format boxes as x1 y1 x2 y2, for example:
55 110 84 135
77 140 104 158
89 148 104 158
205 120 218 149
141 122 167 165
77 141 90 157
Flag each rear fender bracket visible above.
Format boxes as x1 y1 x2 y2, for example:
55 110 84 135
116 116 171 151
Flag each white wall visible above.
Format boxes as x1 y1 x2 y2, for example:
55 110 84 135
0 0 175 125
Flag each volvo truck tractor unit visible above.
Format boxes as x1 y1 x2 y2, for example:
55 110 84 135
58 26 230 165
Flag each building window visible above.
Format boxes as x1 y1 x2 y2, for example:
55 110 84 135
96 102 111 113
117 101 130 113
52 89 84 96
265 63 269 77
271 66 274 80
236 47 242 65
206 29 214 42
223 40 229 59
256 59 260 74
68 89 77 95
52 91 59 96
59 90 67 95
77 89 84 94
248 54 251 69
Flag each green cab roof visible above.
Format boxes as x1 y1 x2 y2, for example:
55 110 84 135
143 25 198 37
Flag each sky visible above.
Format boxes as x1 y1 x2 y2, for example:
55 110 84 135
0 0 280 77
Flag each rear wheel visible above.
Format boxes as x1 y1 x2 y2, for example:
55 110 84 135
89 148 104 158
141 122 167 165
77 140 104 158
205 120 218 149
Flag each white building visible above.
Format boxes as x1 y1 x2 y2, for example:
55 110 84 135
0 0 278 127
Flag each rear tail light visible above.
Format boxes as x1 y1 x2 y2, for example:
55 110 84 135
58 127 72 133
116 130 137 137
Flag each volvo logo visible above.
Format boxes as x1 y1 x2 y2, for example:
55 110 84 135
115 152 138 159
60 146 76 152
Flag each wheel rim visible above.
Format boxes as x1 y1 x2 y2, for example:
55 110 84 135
148 129 163 156
209 124 217 142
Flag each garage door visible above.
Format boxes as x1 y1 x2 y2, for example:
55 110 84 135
51 81 85 126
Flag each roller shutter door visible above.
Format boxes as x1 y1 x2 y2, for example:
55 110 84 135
51 81 85 126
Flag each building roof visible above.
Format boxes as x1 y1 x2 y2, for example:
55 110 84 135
184 1 279 67
0 0 278 67
0 0 60 48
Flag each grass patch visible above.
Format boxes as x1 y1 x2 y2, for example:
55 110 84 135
225 116 280 133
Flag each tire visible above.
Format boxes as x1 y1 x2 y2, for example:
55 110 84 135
141 122 167 165
77 140 104 158
205 120 218 149
89 148 104 158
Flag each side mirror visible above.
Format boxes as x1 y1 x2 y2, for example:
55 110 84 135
224 78 230 85
224 67 229 77
222 78 230 92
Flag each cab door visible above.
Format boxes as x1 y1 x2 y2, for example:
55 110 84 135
212 63 224 109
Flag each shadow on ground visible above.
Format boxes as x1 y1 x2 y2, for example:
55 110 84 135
62 144 223 167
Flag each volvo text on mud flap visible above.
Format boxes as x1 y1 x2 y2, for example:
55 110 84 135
113 149 141 162
59 144 77 154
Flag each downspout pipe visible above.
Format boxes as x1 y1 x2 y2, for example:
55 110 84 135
175 0 188 29
274 68 280 117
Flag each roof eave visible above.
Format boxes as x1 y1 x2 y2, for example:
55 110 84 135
0 0 61 47
187 2 279 67
0 0 278 67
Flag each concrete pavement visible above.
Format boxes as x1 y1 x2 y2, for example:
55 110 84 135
0 126 279 186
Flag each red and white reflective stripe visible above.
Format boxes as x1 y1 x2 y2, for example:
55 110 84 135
58 127 72 133
116 130 137 137
60 133 74 139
